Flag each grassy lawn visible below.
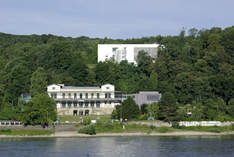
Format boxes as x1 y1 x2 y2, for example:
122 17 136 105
64 115 234 134
0 129 54 136
78 118 174 134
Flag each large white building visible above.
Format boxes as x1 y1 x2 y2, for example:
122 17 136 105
98 44 159 64
47 84 121 116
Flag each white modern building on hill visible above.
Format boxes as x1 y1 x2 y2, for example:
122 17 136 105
47 84 121 116
98 44 159 64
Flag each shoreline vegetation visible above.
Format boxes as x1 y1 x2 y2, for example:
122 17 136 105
1 123 234 138
1 115 234 137
0 131 234 138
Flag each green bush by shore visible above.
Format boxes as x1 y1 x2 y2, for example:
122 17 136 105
78 125 96 135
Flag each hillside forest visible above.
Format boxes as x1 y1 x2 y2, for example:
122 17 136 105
0 26 233 123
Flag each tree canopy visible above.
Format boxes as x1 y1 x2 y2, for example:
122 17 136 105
0 26 234 121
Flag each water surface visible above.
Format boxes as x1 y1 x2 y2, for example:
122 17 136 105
0 135 234 157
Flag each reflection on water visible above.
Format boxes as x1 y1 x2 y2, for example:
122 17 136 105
0 136 234 157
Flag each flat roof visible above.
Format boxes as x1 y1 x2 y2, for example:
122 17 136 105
62 86 100 89
98 44 158 46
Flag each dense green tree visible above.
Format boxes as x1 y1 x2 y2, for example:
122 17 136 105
4 65 31 104
137 51 153 76
67 58 89 86
30 67 48 97
140 104 148 114
21 94 57 126
112 97 140 120
228 98 234 119
158 92 177 122
111 105 121 119
148 71 158 91
146 102 159 120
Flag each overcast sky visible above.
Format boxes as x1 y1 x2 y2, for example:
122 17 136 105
0 0 233 39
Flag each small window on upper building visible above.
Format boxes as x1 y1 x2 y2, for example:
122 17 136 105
52 87 55 90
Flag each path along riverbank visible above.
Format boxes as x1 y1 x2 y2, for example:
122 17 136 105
0 131 234 138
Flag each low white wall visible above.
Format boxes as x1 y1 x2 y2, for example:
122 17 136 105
179 121 234 127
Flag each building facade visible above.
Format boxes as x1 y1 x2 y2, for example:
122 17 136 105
123 91 161 106
47 84 121 116
98 44 159 64
132 91 161 106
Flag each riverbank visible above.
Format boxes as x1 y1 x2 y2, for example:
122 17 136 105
0 131 234 138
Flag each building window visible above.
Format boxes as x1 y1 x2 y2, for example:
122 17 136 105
68 102 72 108
62 102 66 108
74 93 77 99
80 93 83 99
105 93 111 98
96 102 100 108
147 95 159 101
85 102 89 108
97 93 100 99
68 93 71 99
63 93 65 99
51 93 57 99
91 93 94 99
79 110 83 116
74 102 77 108
52 87 55 90
85 110 89 116
85 93 88 99
79 102 83 108
91 102 94 108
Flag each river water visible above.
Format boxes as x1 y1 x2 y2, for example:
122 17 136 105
0 136 234 157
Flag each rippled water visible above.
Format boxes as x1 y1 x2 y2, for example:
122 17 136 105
0 136 234 157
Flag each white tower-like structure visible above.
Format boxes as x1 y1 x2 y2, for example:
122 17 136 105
98 44 159 64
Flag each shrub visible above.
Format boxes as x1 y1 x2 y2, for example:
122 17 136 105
103 122 114 129
83 118 91 126
78 125 96 135
139 114 148 120
232 124 234 131
150 125 155 130
172 121 181 129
